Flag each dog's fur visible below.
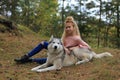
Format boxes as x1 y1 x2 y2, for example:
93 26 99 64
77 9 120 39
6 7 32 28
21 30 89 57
31 36 113 72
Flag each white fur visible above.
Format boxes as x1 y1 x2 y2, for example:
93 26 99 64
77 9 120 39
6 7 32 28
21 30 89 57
31 36 113 72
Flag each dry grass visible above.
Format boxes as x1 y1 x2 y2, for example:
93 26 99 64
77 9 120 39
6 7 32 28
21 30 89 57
0 32 120 80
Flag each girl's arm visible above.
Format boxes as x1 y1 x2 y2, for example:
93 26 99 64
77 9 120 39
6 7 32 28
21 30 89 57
78 37 91 49
63 41 71 55
63 46 71 55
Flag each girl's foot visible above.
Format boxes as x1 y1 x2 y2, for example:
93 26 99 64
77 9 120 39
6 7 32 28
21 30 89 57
14 55 32 63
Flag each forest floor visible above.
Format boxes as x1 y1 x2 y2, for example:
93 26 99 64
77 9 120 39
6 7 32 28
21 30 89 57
0 30 120 80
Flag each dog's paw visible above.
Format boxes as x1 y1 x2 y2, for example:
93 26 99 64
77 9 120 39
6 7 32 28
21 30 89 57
36 69 46 72
75 62 82 65
36 70 42 72
31 68 38 71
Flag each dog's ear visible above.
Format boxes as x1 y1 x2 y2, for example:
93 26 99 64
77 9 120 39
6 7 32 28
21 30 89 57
60 39 63 45
49 35 54 42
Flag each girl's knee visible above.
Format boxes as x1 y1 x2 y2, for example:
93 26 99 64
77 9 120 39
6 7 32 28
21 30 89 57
40 41 48 49
40 41 45 45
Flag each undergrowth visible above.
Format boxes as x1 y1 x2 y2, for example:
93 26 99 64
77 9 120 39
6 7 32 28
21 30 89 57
0 24 120 80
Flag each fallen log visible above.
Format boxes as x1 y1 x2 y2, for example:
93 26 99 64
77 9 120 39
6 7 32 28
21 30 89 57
0 17 20 36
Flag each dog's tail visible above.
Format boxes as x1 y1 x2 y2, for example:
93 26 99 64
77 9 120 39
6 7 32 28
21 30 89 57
92 52 113 59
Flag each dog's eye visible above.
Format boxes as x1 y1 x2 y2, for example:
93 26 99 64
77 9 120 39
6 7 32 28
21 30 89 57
53 42 55 43
58 43 60 44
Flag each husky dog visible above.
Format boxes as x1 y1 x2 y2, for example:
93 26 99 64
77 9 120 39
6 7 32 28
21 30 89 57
31 36 113 72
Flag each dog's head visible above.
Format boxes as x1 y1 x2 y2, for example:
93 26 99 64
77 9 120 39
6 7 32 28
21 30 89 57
48 35 64 54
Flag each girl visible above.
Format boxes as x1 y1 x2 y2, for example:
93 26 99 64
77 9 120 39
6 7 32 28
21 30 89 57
14 16 91 64
62 16 91 54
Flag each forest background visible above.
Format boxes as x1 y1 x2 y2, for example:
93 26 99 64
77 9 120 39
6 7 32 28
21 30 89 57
0 0 120 48
0 0 120 80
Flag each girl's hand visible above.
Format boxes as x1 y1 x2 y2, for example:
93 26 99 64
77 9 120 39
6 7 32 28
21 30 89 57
64 48 71 55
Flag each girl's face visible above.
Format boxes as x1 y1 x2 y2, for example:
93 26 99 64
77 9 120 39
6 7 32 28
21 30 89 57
65 21 74 35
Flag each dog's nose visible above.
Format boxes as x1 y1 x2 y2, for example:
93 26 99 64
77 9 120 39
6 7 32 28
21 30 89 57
54 46 57 49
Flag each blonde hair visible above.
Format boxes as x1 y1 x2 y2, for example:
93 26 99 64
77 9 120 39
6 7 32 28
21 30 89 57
61 16 80 42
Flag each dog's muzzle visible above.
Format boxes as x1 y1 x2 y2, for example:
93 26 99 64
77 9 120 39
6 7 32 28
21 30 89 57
54 46 57 49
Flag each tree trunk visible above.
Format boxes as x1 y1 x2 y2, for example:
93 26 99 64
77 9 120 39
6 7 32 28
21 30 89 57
116 3 120 48
98 0 102 48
